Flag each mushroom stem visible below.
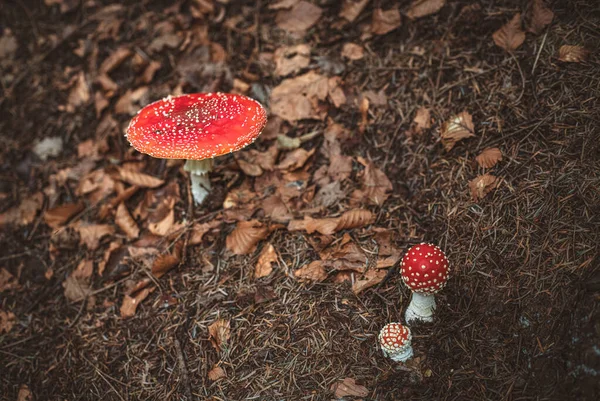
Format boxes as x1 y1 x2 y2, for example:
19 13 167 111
383 344 414 362
184 159 214 204
405 292 436 324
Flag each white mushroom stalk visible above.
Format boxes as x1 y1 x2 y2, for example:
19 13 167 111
379 323 414 362
405 292 436 323
184 159 214 205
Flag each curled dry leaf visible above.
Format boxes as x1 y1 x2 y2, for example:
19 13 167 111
118 168 164 188
75 223 114 250
99 46 131 74
116 203 140 239
294 260 328 282
341 43 364 60
351 161 393 206
440 111 475 151
189 220 222 245
208 365 227 381
63 263 93 302
208 318 231 352
476 147 503 169
372 7 401 35
275 1 322 33
493 13 526 52
44 202 84 229
237 159 263 177
65 72 90 113
526 0 554 35
0 268 20 291
226 220 270 255
16 384 32 401
120 286 154 318
469 174 499 201
277 148 316 170
406 0 446 20
274 44 311 77
411 107 431 135
255 243 278 279
339 0 369 22
288 215 339 235
0 192 44 227
352 269 387 295
261 195 292 223
151 253 180 279
331 377 369 398
335 209 375 231
0 309 16 334
558 45 589 63
270 71 329 122
148 208 178 237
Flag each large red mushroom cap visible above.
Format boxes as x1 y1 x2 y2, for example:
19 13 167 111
401 243 450 294
378 323 412 354
125 93 267 160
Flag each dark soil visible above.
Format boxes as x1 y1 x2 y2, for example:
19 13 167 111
1 1 599 400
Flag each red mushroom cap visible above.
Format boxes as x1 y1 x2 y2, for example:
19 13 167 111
400 243 450 294
125 93 267 160
378 323 411 353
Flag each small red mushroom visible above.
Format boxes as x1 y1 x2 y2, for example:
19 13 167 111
400 243 450 324
126 93 267 204
378 322 413 362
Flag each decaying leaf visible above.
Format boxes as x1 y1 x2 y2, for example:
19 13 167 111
0 268 20 291
294 260 328 282
372 7 401 35
118 168 164 188
406 0 446 19
331 377 369 398
352 269 386 295
335 209 375 231
274 44 311 77
341 43 364 60
351 161 393 206
0 310 16 334
120 286 153 318
208 365 227 381
75 223 115 250
288 215 339 236
16 384 32 401
493 13 526 52
270 71 329 122
151 252 180 279
558 45 589 63
275 1 322 33
0 192 44 227
65 71 91 113
469 174 499 201
208 318 231 352
526 0 553 35
44 202 84 229
62 260 94 302
277 148 316 170
339 0 370 22
148 208 178 237
440 111 475 151
226 220 270 255
411 107 431 135
115 203 140 239
189 220 222 245
260 195 293 223
476 148 503 169
255 243 278 279
99 46 131 74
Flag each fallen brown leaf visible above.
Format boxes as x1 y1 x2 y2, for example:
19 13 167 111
440 111 475 151
255 243 278 279
339 0 370 22
189 220 222 245
208 318 231 352
313 181 345 208
406 0 445 19
341 43 364 60
493 13 526 52
118 168 164 188
260 195 293 223
16 384 32 401
476 147 503 169
151 252 180 279
226 220 270 255
288 215 339 235
372 7 401 35
0 309 16 334
114 87 149 115
44 202 84 229
75 223 114 250
335 209 375 231
99 46 131 74
558 45 589 63
208 365 227 381
63 262 93 302
469 174 499 201
115 203 140 239
120 286 153 318
276 1 322 33
0 192 44 227
65 71 90 113
269 0 298 10
237 159 263 177
270 71 329 122
351 161 393 206
98 241 121 276
526 0 553 35
411 107 431 135
359 96 369 133
277 148 316 170
352 269 386 294
0 268 19 291
148 208 179 237
294 260 328 282
331 377 369 398
274 44 311 77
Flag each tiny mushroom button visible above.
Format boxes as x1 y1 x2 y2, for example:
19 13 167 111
126 93 267 205
378 322 414 362
401 243 450 324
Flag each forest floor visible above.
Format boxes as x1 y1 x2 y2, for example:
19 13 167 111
1 0 599 400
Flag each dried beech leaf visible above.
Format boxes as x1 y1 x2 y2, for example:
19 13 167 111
372 7 401 35
492 13 525 52
255 243 278 279
558 45 589 63
226 220 269 255
0 192 44 227
208 318 231 352
120 286 153 318
62 274 91 302
335 209 375 231
351 162 393 206
116 203 139 239
44 202 84 229
294 260 327 282
118 168 164 188
412 107 431 134
189 220 221 245
469 174 499 201
339 0 369 22
147 208 176 237
526 0 553 35
270 71 329 122
274 44 311 77
277 148 316 170
406 0 446 20
208 365 227 381
151 253 180 279
476 148 503 169
16 384 32 401
237 159 263 177
0 310 16 334
75 223 114 250
331 377 369 398
341 43 364 60
288 215 340 236
0 268 20 291
275 1 322 33
441 111 475 151
352 269 386 295
261 195 292 223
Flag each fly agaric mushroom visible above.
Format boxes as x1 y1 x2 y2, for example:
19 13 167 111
401 243 450 324
379 322 413 362
126 93 267 204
